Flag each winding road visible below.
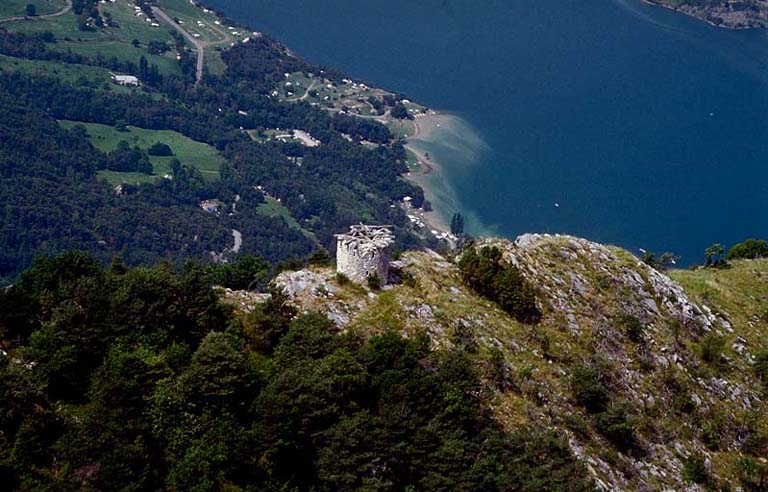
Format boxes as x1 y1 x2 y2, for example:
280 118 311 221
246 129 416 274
151 6 205 85
0 0 72 23
152 6 233 86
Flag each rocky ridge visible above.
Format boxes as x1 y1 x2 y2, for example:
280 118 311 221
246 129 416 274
223 234 768 491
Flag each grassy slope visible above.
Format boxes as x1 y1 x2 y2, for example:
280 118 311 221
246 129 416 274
58 120 224 184
257 196 318 242
0 54 136 91
263 238 768 490
1 0 311 231
152 0 240 75
0 0 66 18
672 259 768 351
5 0 181 76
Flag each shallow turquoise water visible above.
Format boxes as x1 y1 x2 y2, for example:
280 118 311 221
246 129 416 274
207 0 768 263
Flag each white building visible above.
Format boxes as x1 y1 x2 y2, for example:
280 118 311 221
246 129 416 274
112 74 140 86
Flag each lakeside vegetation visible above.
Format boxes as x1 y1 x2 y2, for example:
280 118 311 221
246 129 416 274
0 0 429 284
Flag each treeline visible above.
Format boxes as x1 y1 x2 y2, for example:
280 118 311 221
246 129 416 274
459 246 541 324
0 254 594 491
0 93 314 281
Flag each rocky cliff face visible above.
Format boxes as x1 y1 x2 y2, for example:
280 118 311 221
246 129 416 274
224 234 768 491
649 0 768 29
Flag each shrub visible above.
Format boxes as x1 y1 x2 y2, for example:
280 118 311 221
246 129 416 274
458 246 541 323
366 273 381 291
594 403 636 452
334 272 351 286
754 351 768 384
727 239 768 260
641 251 678 271
148 142 174 156
736 456 768 492
671 392 695 415
683 452 708 484
700 408 728 451
618 314 645 343
571 365 609 414
700 334 726 366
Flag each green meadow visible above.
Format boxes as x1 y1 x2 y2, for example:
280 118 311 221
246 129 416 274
59 120 224 184
0 0 66 18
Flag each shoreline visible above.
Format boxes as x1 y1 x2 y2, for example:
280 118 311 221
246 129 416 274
402 111 454 235
641 0 767 30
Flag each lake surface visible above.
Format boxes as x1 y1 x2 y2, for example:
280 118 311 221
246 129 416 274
206 0 768 264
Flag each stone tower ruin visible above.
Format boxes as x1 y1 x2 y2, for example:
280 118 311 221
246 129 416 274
335 225 395 285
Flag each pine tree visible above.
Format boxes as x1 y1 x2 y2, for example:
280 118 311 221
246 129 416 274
450 212 464 236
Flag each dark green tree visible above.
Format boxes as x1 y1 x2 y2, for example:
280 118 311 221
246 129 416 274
705 243 725 267
727 239 768 260
450 212 465 236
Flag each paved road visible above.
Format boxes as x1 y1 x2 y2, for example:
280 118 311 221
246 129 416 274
152 6 205 85
0 0 72 23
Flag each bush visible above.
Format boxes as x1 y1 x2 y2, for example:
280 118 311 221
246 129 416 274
334 272 351 286
148 142 173 156
700 334 725 366
736 456 768 492
570 365 609 414
618 314 644 343
727 239 768 260
366 273 381 291
594 403 636 452
700 408 728 451
458 246 541 323
683 452 708 484
754 351 768 384
147 40 169 55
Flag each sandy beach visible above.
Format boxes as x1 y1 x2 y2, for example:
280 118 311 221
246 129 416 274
403 111 454 234
402 109 491 239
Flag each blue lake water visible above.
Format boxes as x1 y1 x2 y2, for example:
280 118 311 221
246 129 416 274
206 0 768 263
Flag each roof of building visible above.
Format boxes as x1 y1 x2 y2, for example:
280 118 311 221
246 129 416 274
335 224 395 252
113 75 139 83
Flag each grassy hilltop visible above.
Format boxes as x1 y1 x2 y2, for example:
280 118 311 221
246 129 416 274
247 235 768 491
5 234 766 491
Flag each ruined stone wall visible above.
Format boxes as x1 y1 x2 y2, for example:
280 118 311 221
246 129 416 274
336 240 391 284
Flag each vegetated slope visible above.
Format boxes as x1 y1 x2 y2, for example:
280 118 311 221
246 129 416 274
258 234 768 491
0 252 594 491
0 0 429 283
648 0 768 28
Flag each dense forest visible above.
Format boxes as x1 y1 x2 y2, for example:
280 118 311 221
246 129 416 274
0 254 594 491
0 22 424 284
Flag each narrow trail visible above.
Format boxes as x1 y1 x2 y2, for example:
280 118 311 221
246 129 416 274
231 229 243 254
299 79 319 100
0 0 72 23
152 6 205 85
